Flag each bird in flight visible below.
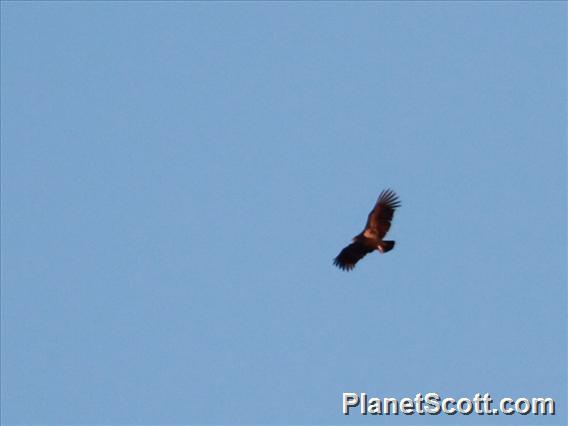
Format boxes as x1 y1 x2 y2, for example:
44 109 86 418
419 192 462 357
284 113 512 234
333 189 401 271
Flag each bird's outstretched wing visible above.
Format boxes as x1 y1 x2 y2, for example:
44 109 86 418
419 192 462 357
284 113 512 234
365 189 401 239
333 242 374 271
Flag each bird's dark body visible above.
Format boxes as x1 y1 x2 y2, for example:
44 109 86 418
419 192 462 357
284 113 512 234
333 189 400 271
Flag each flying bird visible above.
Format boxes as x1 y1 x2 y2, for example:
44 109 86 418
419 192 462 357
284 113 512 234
333 189 401 271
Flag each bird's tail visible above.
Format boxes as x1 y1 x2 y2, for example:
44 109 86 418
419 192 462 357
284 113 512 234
378 240 395 253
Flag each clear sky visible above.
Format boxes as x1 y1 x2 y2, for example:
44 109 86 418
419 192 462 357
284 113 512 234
1 2 566 425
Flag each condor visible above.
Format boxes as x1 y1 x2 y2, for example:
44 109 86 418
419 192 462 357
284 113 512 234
333 189 400 271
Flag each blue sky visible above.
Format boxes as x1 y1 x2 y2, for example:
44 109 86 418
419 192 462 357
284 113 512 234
1 2 566 425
